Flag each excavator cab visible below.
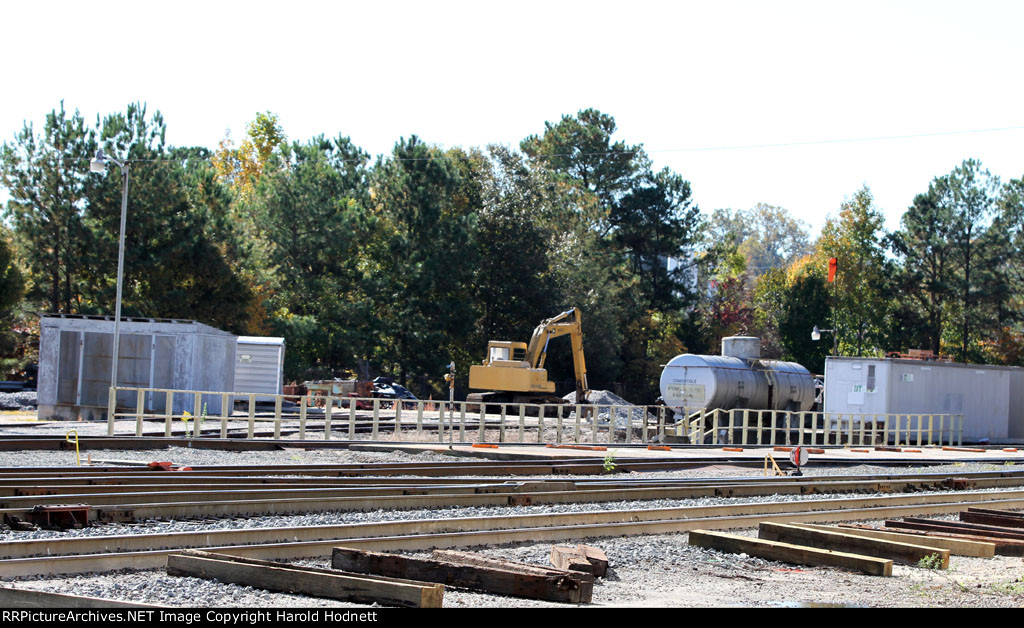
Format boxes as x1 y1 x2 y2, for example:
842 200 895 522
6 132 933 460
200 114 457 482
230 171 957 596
486 342 528 365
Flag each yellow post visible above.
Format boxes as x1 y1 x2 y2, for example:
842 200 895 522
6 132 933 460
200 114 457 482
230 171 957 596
763 452 783 477
65 429 80 466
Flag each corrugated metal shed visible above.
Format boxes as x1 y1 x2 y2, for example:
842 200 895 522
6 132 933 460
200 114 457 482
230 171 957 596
234 336 285 399
824 356 1024 443
37 315 236 420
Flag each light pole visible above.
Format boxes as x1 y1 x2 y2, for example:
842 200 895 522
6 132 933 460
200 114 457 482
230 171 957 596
811 325 838 356
90 149 130 399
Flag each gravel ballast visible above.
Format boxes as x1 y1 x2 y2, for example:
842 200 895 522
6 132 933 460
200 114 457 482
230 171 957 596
1 442 1023 607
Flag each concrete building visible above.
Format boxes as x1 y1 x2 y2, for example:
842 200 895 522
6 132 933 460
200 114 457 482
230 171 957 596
823 356 1024 443
38 315 237 420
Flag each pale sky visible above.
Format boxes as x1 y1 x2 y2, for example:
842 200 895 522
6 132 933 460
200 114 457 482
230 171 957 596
3 0 1022 237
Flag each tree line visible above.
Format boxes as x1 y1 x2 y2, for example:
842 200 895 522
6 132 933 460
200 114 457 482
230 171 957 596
1 103 1021 402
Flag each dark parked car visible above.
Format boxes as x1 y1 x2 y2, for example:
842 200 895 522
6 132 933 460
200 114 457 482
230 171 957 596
372 377 418 409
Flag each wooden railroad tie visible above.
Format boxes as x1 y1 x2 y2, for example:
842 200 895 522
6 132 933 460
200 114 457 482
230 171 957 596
884 518 1024 555
167 549 443 608
0 586 164 609
550 545 609 577
332 546 593 604
758 522 949 568
688 529 893 577
832 523 996 557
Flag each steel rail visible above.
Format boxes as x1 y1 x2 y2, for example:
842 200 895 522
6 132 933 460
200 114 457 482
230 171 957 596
6 475 1024 512
5 474 1024 523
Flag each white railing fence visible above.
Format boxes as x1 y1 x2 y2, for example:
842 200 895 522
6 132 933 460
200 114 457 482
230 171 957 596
106 387 963 447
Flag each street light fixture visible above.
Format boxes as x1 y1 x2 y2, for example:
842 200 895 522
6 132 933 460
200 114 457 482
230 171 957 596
90 149 130 401
812 325 838 356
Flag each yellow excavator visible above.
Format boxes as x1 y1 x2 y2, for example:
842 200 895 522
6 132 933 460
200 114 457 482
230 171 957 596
467 307 589 412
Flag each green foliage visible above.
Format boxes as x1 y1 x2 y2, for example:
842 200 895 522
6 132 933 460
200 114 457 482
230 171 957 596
0 227 26 376
251 135 373 378
779 272 832 374
4 102 1022 401
612 167 701 312
211 111 287 202
368 137 481 388
933 160 1004 362
916 553 943 570
520 108 647 211
988 577 1024 596
0 101 95 313
81 104 254 331
603 450 618 473
472 145 559 345
815 187 890 357
709 204 811 276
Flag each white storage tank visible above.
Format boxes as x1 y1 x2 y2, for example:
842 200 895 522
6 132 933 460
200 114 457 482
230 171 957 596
660 336 816 413
660 354 768 410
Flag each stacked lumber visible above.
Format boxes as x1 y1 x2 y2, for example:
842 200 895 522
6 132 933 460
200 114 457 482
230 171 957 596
332 546 594 604
689 529 894 576
688 518 975 576
166 550 443 608
879 507 1024 556
758 522 950 568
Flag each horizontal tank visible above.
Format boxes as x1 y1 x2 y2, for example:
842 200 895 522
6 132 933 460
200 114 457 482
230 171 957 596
660 352 816 412
758 360 817 411
659 354 768 410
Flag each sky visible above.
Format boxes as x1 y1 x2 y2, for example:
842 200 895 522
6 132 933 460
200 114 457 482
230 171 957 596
3 0 1022 237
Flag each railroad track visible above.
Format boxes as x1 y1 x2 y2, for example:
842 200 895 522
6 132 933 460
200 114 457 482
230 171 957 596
3 489 1024 578
2 466 1024 523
